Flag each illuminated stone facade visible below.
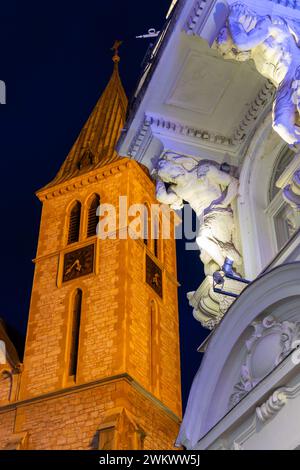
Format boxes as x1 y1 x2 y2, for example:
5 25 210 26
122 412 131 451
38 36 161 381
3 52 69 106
0 55 181 450
118 0 300 451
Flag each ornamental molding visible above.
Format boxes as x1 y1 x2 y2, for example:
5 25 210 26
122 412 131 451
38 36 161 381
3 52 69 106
183 0 211 36
267 0 300 9
184 0 300 39
37 159 147 202
187 275 245 330
128 118 152 159
256 382 300 423
228 382 300 449
256 388 287 423
147 114 233 147
229 315 300 409
231 81 275 143
128 80 274 160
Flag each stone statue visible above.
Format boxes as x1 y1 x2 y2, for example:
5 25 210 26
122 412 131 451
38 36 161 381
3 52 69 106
154 152 242 275
216 2 300 146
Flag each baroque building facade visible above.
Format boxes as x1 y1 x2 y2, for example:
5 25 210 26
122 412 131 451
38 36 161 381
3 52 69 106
0 52 182 450
118 0 300 450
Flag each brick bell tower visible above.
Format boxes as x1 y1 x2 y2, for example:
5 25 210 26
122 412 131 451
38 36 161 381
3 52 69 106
0 47 181 450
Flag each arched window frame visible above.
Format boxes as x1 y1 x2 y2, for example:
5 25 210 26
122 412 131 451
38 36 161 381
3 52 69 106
86 193 100 239
238 117 300 278
149 299 160 397
152 212 162 260
67 288 83 381
143 202 151 247
266 146 300 251
66 200 82 245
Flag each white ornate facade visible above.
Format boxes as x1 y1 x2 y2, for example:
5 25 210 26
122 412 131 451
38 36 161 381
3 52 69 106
118 0 300 450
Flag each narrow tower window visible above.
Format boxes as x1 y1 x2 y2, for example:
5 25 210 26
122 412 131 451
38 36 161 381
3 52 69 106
153 217 161 259
143 203 150 246
68 201 81 245
69 289 82 378
150 300 160 396
87 194 100 238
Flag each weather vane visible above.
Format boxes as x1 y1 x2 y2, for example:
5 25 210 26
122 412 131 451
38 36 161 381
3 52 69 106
111 40 123 62
136 28 160 39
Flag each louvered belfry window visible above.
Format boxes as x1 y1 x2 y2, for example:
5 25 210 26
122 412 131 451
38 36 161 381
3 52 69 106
87 195 100 238
68 201 81 245
69 289 82 377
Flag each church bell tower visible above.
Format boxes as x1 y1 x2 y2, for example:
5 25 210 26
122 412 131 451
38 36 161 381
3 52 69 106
8 47 182 450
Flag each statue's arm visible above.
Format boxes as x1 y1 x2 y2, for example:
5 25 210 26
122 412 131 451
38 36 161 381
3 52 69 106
229 17 270 51
156 179 183 209
207 166 239 207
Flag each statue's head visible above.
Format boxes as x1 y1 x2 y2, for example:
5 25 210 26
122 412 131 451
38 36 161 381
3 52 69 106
156 152 198 185
230 2 259 29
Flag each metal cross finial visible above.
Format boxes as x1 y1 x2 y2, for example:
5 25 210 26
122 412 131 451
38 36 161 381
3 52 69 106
111 40 122 63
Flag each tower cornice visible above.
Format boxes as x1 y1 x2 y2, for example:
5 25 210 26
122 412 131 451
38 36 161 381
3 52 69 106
36 158 152 201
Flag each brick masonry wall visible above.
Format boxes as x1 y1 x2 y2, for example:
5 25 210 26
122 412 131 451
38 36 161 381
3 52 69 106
1 159 182 450
0 379 180 450
0 375 11 403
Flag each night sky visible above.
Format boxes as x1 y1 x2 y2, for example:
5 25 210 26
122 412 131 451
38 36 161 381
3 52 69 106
0 0 208 410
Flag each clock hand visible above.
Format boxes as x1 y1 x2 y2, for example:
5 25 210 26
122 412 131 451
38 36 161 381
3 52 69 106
65 259 82 276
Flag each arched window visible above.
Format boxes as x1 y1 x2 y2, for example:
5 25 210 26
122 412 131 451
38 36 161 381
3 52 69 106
68 201 81 245
152 216 162 259
143 203 150 246
268 146 300 250
150 300 160 396
69 289 82 378
87 194 100 238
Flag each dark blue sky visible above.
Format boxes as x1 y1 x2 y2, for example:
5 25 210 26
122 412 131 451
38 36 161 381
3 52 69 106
0 0 208 409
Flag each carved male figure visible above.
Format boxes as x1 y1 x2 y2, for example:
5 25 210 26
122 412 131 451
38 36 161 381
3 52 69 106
154 152 241 275
217 2 300 145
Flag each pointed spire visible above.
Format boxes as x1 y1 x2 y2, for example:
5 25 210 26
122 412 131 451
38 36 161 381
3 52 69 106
44 44 128 188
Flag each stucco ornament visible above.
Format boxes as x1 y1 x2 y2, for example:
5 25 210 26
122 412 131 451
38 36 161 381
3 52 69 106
154 152 242 274
216 2 300 146
229 315 300 409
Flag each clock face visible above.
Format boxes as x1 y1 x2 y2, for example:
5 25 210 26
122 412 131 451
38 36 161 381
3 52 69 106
63 244 94 283
146 254 163 298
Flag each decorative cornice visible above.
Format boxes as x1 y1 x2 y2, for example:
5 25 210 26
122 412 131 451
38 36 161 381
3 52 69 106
232 81 275 143
267 0 300 9
37 160 131 202
0 373 181 423
128 117 152 159
147 114 233 147
184 0 300 38
128 79 274 160
183 0 212 36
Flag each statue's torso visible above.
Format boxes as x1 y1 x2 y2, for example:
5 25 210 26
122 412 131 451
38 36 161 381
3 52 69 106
171 178 222 215
252 27 296 85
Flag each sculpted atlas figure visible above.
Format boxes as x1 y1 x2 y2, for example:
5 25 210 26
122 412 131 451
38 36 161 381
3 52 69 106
217 2 300 146
154 153 241 275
